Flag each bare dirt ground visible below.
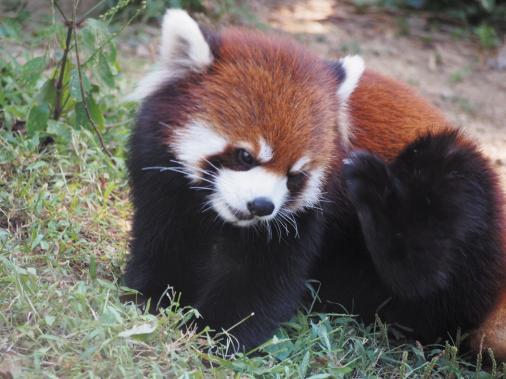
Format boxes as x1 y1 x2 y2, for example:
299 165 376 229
249 0 506 185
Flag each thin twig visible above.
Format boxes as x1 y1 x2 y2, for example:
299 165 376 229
77 0 108 24
53 0 69 24
53 25 73 120
71 1 113 160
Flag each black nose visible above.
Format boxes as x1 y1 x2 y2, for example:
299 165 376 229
247 197 275 217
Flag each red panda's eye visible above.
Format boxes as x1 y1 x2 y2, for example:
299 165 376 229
236 148 255 167
287 172 307 193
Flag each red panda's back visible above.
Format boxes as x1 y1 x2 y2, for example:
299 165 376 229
349 70 450 160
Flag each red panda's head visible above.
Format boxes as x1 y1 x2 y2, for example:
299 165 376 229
131 10 364 230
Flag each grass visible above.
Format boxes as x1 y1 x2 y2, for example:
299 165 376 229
1 87 503 379
0 3 504 378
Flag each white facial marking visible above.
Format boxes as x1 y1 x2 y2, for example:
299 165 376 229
213 167 287 225
172 121 227 179
127 9 213 101
258 138 273 162
290 156 311 173
336 55 365 147
299 168 325 208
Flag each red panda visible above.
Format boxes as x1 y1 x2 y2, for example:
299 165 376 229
125 9 506 357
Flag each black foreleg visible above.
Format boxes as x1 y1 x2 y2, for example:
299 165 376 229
342 130 504 336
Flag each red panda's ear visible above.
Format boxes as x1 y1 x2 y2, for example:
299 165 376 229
159 9 213 72
328 55 365 147
127 9 214 101
336 55 365 103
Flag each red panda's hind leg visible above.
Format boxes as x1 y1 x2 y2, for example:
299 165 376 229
342 129 505 342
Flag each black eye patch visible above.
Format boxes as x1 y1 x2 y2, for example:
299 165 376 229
206 147 258 172
287 172 307 194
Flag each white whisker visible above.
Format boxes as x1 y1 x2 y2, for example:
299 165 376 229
274 214 289 236
279 209 299 238
169 159 216 177
263 220 272 242
272 219 282 242
202 158 220 172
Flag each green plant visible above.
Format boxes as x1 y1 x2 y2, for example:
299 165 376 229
0 1 144 159
474 23 501 49
449 67 472 84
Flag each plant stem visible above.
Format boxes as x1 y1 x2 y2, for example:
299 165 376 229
72 2 113 160
53 0 69 24
53 25 73 120
77 0 108 24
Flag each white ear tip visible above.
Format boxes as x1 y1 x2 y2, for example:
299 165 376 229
337 55 365 101
162 8 193 27
160 8 212 68
341 55 365 73
130 8 213 101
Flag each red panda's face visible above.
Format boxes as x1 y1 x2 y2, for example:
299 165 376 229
131 10 364 231
171 118 329 227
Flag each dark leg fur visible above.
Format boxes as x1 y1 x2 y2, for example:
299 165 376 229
339 130 504 341
125 209 324 351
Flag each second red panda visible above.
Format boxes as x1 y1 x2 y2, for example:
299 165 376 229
125 10 506 357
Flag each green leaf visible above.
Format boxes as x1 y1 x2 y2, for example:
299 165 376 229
118 322 157 338
86 19 109 41
26 103 50 134
26 161 47 171
20 57 46 86
474 24 500 49
87 96 105 130
89 255 97 280
100 305 123 325
82 19 112 54
306 374 332 379
103 40 117 63
299 351 310 378
97 53 115 87
70 69 91 102
36 79 56 107
262 333 294 361
31 234 44 250
81 25 96 53
47 120 71 142
74 96 104 131
0 18 22 38
44 315 56 327
35 23 63 42
74 102 88 128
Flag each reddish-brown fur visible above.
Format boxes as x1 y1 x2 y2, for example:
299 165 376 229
472 291 506 359
469 186 506 359
349 70 450 160
164 29 343 175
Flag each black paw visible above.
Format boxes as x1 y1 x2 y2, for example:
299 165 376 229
342 151 392 210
